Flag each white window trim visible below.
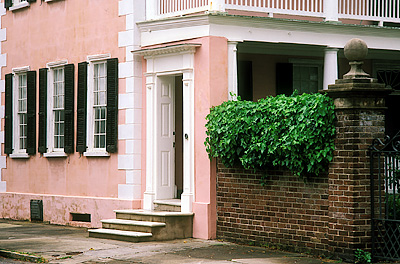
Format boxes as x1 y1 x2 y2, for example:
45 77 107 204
86 54 111 154
11 66 30 156
87 54 111 62
9 153 30 159
46 60 68 155
83 151 110 157
9 1 30 11
43 152 68 158
289 58 323 93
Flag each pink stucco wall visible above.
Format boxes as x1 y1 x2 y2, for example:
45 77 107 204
0 0 139 226
192 36 228 239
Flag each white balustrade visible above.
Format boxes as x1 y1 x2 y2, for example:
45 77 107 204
152 0 400 24
339 0 400 23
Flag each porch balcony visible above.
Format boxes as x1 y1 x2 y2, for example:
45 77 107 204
146 0 400 25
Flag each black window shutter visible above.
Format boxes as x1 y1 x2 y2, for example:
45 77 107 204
276 63 293 96
76 62 87 153
27 0 36 2
4 0 12 9
4 73 13 155
64 64 74 154
106 58 118 153
38 68 47 154
26 71 36 155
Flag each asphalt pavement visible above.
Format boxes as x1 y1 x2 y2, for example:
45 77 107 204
0 219 341 264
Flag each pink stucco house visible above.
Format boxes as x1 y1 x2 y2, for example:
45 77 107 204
0 0 399 241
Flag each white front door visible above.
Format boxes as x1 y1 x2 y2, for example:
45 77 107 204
156 76 175 200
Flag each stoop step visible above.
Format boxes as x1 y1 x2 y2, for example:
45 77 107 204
89 209 194 242
154 199 181 212
101 219 166 233
88 229 152 242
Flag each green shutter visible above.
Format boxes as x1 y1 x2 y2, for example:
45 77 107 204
276 63 293 96
106 58 118 153
4 0 12 9
38 68 47 154
76 62 87 153
64 64 74 154
26 71 36 155
4 73 13 155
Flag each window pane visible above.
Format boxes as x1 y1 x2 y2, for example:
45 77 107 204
17 73 27 150
92 62 107 149
54 110 64 149
100 135 106 148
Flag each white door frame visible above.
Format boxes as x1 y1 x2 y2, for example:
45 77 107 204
135 44 200 213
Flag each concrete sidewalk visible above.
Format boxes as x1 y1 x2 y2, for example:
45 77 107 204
0 219 340 264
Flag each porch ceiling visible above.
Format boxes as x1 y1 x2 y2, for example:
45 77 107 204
237 42 400 61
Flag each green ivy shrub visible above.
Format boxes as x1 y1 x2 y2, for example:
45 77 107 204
205 92 336 178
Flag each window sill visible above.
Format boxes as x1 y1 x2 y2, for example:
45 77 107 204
84 151 110 157
43 152 68 158
9 153 29 159
9 2 30 11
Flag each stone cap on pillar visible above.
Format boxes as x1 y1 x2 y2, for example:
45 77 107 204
323 38 393 109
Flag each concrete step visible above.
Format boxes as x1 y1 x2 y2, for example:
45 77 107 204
114 210 194 240
101 219 166 233
88 228 152 242
154 199 181 212
115 209 193 222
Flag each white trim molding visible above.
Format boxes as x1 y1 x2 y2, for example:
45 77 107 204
87 54 111 62
133 43 201 58
9 1 30 12
46 60 68 68
12 66 30 74
0 4 6 192
117 0 145 201
137 43 200 213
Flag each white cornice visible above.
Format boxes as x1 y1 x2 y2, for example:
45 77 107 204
138 13 400 37
138 15 211 32
46 59 68 68
132 43 201 58
12 66 30 73
138 13 400 51
87 53 111 62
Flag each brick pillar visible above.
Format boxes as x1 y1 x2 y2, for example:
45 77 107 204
325 75 392 260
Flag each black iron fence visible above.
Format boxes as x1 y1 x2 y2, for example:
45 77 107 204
370 131 400 261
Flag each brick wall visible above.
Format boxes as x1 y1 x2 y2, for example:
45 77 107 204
327 109 385 256
217 164 330 255
216 80 389 259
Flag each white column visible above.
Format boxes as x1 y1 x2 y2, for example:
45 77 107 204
143 72 156 210
146 0 158 20
228 41 238 100
324 0 339 22
181 71 194 213
323 48 339 90
210 0 225 12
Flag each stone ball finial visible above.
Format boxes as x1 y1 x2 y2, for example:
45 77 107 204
343 38 370 79
344 38 368 61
